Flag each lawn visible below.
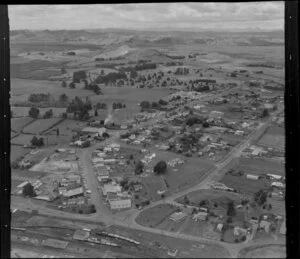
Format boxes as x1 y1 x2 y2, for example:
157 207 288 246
11 133 69 146
135 204 178 228
12 169 47 179
11 117 35 132
258 134 285 151
181 219 220 240
22 118 63 134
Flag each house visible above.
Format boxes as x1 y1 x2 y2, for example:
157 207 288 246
235 130 244 136
167 249 178 257
267 174 282 180
259 220 271 233
108 198 131 210
170 212 187 222
233 227 247 236
246 174 259 180
192 211 208 222
73 229 90 241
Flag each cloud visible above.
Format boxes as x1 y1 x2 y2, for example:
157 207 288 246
8 2 284 31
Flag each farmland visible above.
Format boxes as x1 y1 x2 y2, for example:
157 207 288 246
11 146 31 162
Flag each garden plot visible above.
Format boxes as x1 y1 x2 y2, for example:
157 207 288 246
11 117 34 132
22 118 63 134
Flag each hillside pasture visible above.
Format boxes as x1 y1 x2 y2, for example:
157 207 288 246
22 118 63 134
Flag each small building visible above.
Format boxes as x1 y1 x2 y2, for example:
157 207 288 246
108 198 131 210
192 211 208 222
170 212 187 222
73 229 90 241
271 182 285 188
17 181 29 189
267 174 283 180
259 220 271 233
246 174 259 180
42 238 69 249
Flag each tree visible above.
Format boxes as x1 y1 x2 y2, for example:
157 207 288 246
153 160 167 175
89 204 96 213
254 189 268 206
59 93 68 103
81 140 91 148
69 82 76 89
135 160 144 175
94 109 98 116
140 101 150 109
202 121 209 128
62 112 68 119
61 81 67 88
22 183 36 197
73 70 87 83
261 108 270 118
183 195 190 205
43 109 53 119
227 201 236 217
61 67 67 74
28 107 39 118
112 102 117 110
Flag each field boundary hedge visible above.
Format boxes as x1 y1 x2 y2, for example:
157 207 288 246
40 118 65 135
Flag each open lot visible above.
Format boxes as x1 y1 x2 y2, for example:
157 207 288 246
12 107 66 118
257 125 285 151
22 118 63 134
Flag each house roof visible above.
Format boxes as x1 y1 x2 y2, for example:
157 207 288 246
73 230 90 240
42 238 69 249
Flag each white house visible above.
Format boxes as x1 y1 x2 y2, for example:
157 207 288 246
102 184 122 196
64 187 84 198
271 182 285 188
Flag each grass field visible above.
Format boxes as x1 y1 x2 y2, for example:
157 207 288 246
44 119 85 136
11 146 31 162
236 157 285 176
22 118 63 134
135 204 178 228
11 133 69 146
11 117 35 132
219 174 269 195
257 125 285 151
176 189 241 207
238 244 286 258
11 78 93 104
11 179 24 191
12 169 47 179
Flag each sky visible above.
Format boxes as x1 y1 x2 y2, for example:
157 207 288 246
8 2 284 31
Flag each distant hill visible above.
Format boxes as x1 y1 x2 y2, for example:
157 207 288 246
10 29 284 47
